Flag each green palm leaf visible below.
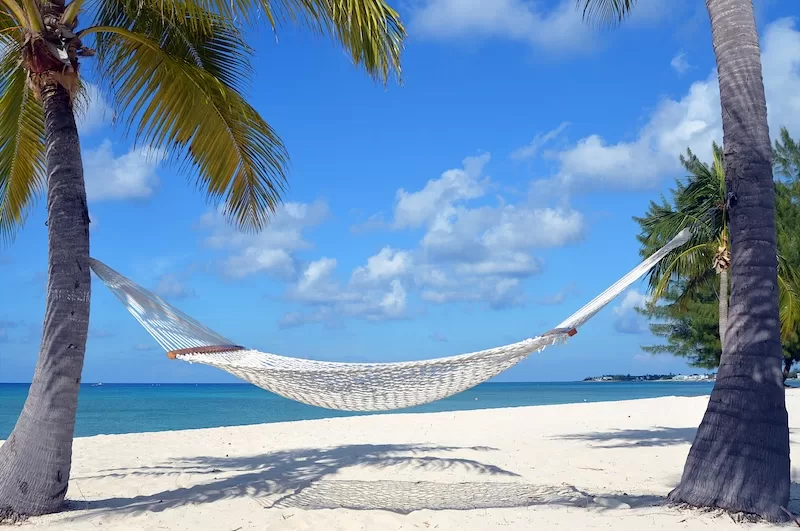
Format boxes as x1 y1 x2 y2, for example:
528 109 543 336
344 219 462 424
88 0 404 84
90 0 253 93
271 0 404 83
778 255 800 340
84 25 288 231
0 37 46 244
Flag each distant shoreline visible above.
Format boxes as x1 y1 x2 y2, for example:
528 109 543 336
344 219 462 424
583 374 716 383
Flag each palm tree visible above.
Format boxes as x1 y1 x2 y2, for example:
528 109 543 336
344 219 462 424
580 0 789 521
635 144 731 343
0 0 404 518
635 143 800 348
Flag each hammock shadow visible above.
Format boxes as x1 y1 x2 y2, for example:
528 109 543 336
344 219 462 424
67 443 663 519
556 427 698 448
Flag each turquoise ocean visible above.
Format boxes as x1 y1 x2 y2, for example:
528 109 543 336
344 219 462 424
0 382 716 439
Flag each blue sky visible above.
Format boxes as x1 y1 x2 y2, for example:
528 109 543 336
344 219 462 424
1 0 800 383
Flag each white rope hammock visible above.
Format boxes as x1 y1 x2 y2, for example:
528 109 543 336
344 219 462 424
89 229 690 412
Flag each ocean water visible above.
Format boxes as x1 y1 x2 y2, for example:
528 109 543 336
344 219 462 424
0 381 716 439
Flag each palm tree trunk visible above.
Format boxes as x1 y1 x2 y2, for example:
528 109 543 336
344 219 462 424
0 82 90 518
668 0 789 522
718 269 728 346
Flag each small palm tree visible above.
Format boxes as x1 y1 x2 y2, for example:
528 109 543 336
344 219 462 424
635 143 800 347
0 0 404 517
635 144 730 342
580 0 789 520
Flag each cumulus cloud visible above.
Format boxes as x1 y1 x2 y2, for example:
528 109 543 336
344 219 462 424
410 0 593 52
385 153 583 311
612 290 649 334
272 153 585 325
198 199 410 327
84 140 165 201
200 200 329 279
393 153 489 230
538 18 800 191
351 247 413 286
410 0 672 52
399 154 583 296
209 155 585 326
280 257 409 328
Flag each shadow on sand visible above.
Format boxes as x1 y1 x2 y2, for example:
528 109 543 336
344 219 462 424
557 427 698 448
65 443 663 520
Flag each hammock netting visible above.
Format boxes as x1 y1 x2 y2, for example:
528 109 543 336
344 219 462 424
89 229 690 412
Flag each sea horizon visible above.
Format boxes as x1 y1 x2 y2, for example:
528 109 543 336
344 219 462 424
1 381 719 439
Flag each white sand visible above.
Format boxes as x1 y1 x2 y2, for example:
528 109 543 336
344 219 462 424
11 393 800 530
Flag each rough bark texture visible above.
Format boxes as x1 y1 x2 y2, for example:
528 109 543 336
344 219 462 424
668 0 790 522
718 269 728 346
0 82 90 517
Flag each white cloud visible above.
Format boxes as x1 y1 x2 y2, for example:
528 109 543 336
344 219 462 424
670 51 690 74
544 17 800 191
612 290 649 334
410 0 672 52
760 18 800 137
199 200 409 327
388 154 583 310
76 83 113 135
200 200 329 279
411 0 591 52
280 257 409 327
511 122 570 160
211 155 585 326
420 275 524 309
351 247 413 286
84 140 165 201
393 153 488 229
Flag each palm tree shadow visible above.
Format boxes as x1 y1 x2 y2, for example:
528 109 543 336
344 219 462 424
557 427 698 448
64 443 664 521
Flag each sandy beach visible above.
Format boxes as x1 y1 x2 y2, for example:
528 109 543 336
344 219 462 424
8 393 800 530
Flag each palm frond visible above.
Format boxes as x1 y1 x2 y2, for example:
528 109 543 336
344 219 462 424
650 241 715 303
296 0 405 84
117 0 406 83
85 25 287 231
778 254 800 341
673 267 717 311
88 0 253 93
0 37 46 244
774 126 800 180
578 0 637 26
0 0 26 31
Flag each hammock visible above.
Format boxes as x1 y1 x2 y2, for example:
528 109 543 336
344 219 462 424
90 229 690 412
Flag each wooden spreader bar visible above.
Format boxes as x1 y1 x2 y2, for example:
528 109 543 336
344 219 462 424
166 345 246 359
